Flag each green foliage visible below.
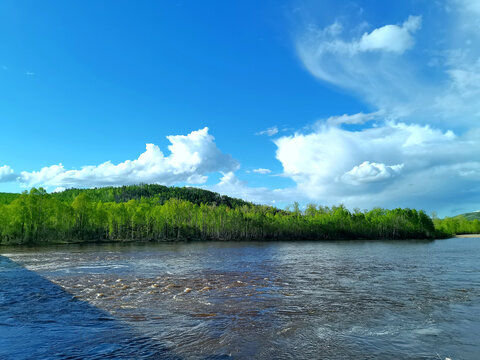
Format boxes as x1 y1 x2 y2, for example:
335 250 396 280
50 184 252 208
434 215 480 236
456 211 480 221
0 192 21 204
0 186 439 244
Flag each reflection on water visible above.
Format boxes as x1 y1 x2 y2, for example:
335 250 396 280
2 238 480 359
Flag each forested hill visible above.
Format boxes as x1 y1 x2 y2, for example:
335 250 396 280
433 211 480 235
0 186 440 244
2 185 480 245
456 211 480 221
0 192 20 205
0 184 252 208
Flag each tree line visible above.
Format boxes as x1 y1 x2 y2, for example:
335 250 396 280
0 187 443 245
433 216 480 235
1 184 251 208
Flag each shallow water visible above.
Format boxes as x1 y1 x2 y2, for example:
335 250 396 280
1 238 479 359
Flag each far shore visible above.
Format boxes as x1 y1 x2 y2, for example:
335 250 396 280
455 234 480 238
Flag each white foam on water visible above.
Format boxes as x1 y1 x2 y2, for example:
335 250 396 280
413 327 442 336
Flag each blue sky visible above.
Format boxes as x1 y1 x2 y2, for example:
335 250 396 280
1 0 480 216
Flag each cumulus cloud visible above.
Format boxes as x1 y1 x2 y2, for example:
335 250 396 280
212 172 269 204
252 168 272 174
0 165 17 182
340 161 404 185
209 172 298 206
298 16 422 57
16 128 239 188
303 15 421 56
357 16 421 54
273 119 480 213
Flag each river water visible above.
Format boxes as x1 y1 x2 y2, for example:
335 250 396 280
1 238 479 359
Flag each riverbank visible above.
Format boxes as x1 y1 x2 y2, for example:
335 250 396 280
0 236 442 247
455 234 480 238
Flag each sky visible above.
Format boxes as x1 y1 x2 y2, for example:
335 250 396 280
1 0 480 217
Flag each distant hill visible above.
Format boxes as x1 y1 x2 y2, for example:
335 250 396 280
456 211 480 221
0 184 252 208
0 192 20 204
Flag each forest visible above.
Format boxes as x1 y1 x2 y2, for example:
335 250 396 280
0 185 475 245
433 216 480 236
0 184 251 207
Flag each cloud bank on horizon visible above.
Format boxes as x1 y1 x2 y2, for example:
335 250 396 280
1 128 238 190
1 0 480 216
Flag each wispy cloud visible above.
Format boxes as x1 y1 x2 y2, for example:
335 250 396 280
256 126 279 136
296 16 427 114
25 71 35 76
324 110 384 126
252 168 272 174
296 1 480 129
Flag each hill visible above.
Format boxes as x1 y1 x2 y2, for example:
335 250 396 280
434 211 480 235
0 185 438 244
0 184 252 208
456 211 480 221
0 192 20 205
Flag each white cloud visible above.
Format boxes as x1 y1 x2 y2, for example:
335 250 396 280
288 2 480 215
256 126 279 136
252 168 272 174
358 16 421 54
340 161 404 185
297 4 480 128
273 120 480 213
17 128 239 188
298 15 421 57
325 110 384 126
210 172 273 204
296 16 426 111
0 165 17 182
209 172 298 206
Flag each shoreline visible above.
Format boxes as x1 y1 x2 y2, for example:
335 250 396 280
455 234 480 238
0 237 439 248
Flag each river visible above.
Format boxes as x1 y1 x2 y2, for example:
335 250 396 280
1 238 479 359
